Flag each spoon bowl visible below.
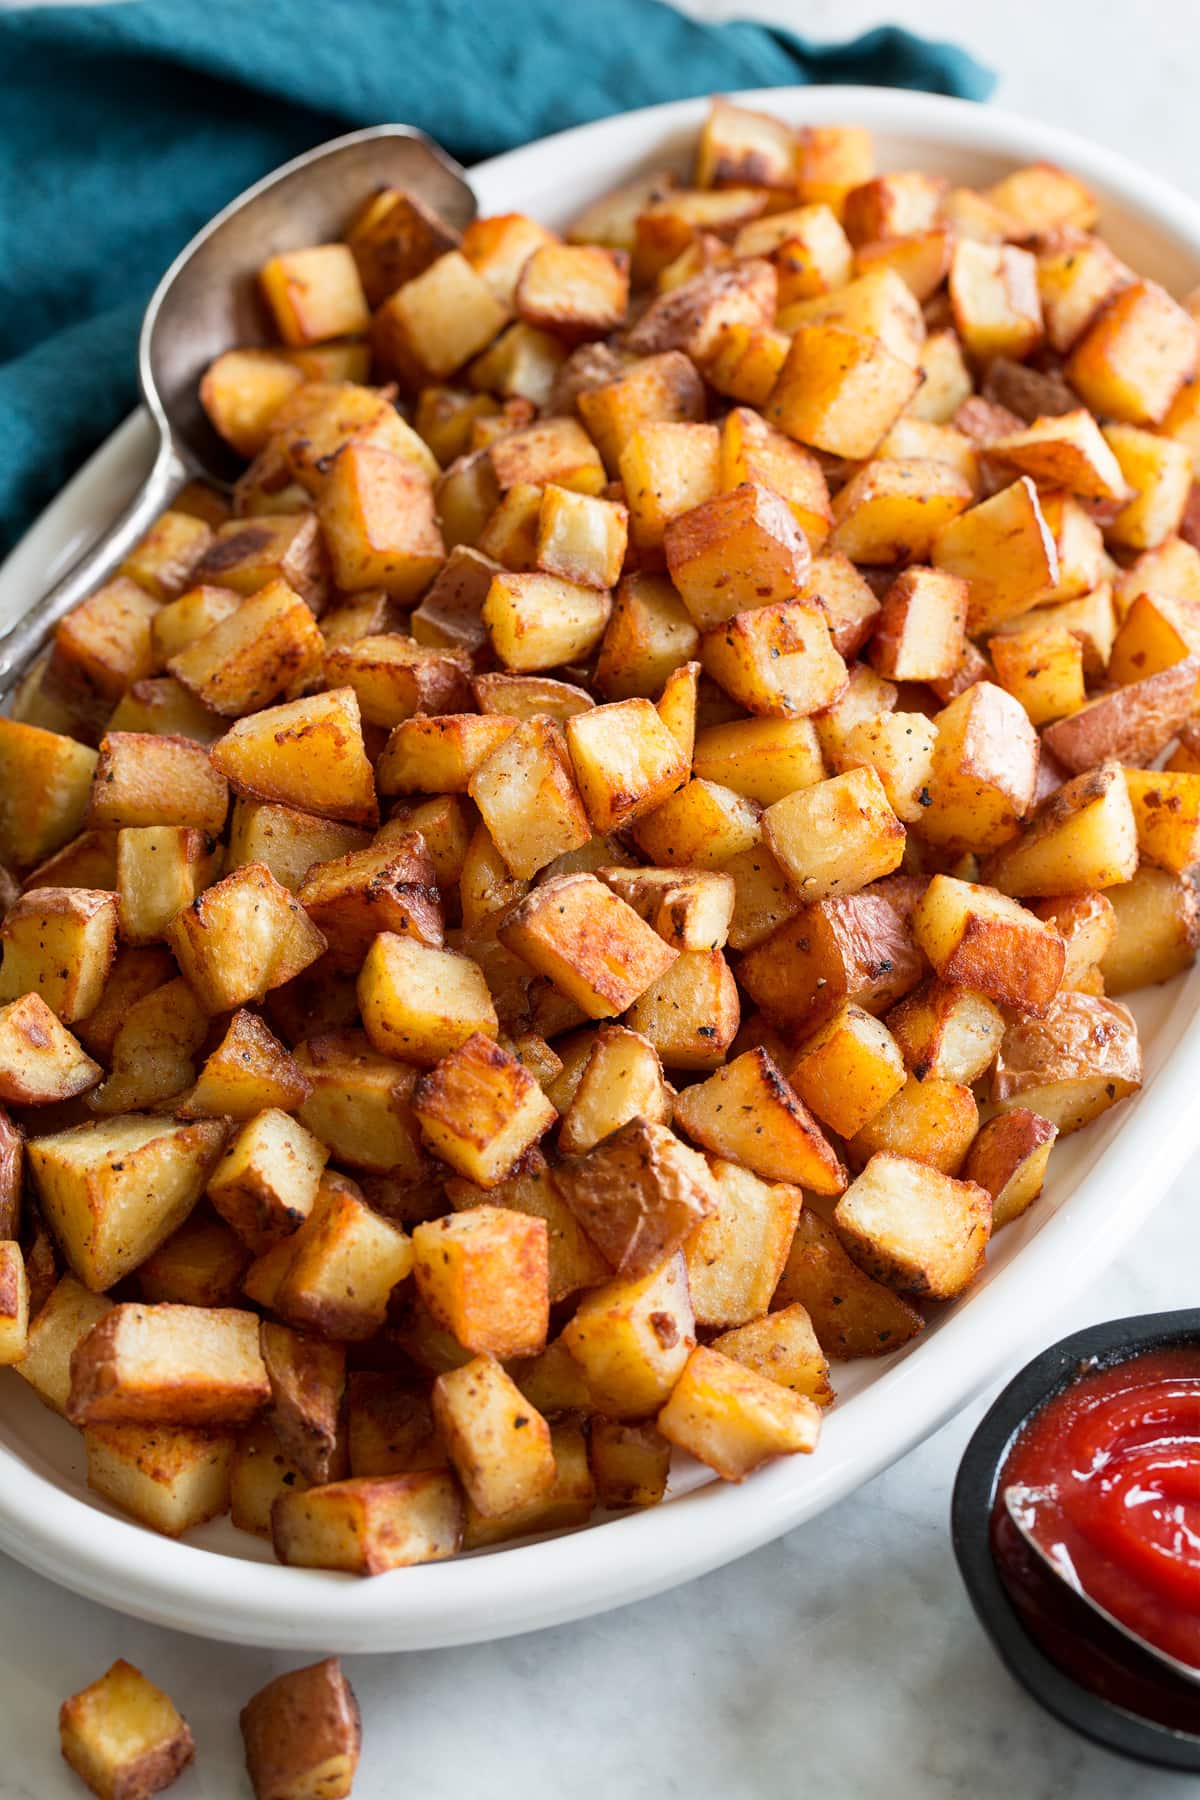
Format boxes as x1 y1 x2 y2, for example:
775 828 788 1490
0 123 476 695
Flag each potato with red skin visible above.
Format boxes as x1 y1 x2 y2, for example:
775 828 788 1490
1042 658 1200 772
963 1108 1058 1228
240 1658 361 1800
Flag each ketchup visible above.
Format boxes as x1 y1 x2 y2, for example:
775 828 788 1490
991 1346 1200 1733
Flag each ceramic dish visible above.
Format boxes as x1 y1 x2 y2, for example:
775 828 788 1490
2 85 1200 1654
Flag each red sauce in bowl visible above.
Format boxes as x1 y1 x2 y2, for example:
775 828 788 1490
990 1346 1200 1733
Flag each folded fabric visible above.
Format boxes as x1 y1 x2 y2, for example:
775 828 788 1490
0 0 992 554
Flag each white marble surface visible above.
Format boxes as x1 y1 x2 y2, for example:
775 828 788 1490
6 0 1200 1793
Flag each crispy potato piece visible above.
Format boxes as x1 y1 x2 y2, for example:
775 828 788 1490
167 862 326 1012
1104 424 1193 550
23 827 118 895
964 1108 1058 1230
981 762 1139 897
714 1303 833 1406
260 243 368 345
596 869 732 955
588 1417 671 1508
739 890 922 1032
992 991 1142 1131
207 1109 328 1251
681 1158 801 1330
534 485 628 590
832 458 972 565
274 1177 414 1341
372 249 509 385
16 1274 112 1413
210 687 377 825
67 1302 268 1427
1032 891 1116 992
835 711 937 825
701 596 848 719
191 514 328 613
515 242 629 339
230 1417 309 1536
409 543 498 652
718 407 832 545
297 833 442 966
909 328 974 424
913 875 1065 1015
225 801 368 895
949 241 1043 360
114 825 219 946
200 346 306 457
462 1416 595 1548
167 578 324 718
593 573 699 701
764 766 905 903
60 1659 195 1800
556 1024 672 1154
349 184 461 302
555 1118 716 1279
377 712 516 796
272 1470 462 1574
0 1240 29 1365
84 1421 233 1537
988 409 1131 505
412 1205 548 1357
291 1031 423 1177
54 576 161 703
1043 657 1200 773
626 259 776 363
468 718 592 879
846 1074 978 1175
766 323 920 459
778 267 923 364
564 698 688 834
86 732 228 834
885 981 1004 1085
1067 280 1198 425
920 681 1039 852
787 1003 906 1139
108 678 224 745
618 420 721 551
320 635 472 732
345 1373 446 1478
665 481 812 630
561 1250 695 1419
84 976 205 1116
178 1010 309 1122
576 351 705 478
624 946 740 1070
358 933 498 1065
481 570 612 673
869 566 968 682
657 1345 820 1481
773 1208 924 1357
0 1107 22 1241
933 478 1058 634
673 1047 845 1194
631 778 760 869
446 1152 607 1303
240 1658 361 1800
1101 865 1200 993
0 887 118 1022
834 1151 990 1299
1108 590 1200 687
414 1032 556 1186
499 873 678 1018
989 620 1087 727
137 1211 250 1308
1124 768 1200 872
0 992 100 1104
258 1320 345 1485
432 1352 556 1517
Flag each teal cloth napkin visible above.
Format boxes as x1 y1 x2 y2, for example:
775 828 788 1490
0 0 993 555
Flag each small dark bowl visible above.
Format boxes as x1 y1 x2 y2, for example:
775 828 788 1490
952 1309 1200 1772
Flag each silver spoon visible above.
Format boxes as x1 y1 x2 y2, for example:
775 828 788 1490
1003 1484 1200 1688
0 123 477 696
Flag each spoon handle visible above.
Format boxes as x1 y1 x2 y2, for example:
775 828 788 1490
0 436 188 700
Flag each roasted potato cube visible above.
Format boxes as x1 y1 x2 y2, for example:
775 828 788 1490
408 543 496 652
1032 891 1117 992
499 873 678 1018
693 94 796 190
554 1116 715 1279
191 514 328 613
703 323 791 409
59 1658 195 1800
167 861 325 1012
349 183 461 303
912 874 1065 1015
618 420 720 551
588 1417 671 1508
713 1303 833 1406
211 687 377 824
16 1273 112 1413
137 1211 251 1308
0 1107 20 1241
631 777 760 869
834 1151 991 1299
515 241 629 339
84 1420 233 1536
345 1373 446 1477
556 1024 671 1155
275 1176 414 1341
384 795 472 891
774 1207 923 1358
563 699 688 834
377 712 515 796
869 566 968 681
467 718 592 880
561 1250 695 1419
488 416 606 496
624 946 740 1070
106 678 224 745
673 1046 845 1195
832 458 972 565
597 867 735 953
701 596 848 719
432 1352 556 1516
200 346 306 457
272 1470 462 1574
681 1158 801 1330
964 1108 1058 1230
315 443 444 599
920 681 1039 852
1102 865 1200 992
54 576 161 703
372 249 508 384
0 991 100 1103
230 1417 309 1536
787 1003 906 1139
259 243 368 345
207 1109 328 1251
297 832 442 965
657 1344 820 1481
1042 657 1200 774
292 1031 423 1177
257 1320 345 1485
778 266 923 363
323 632 473 731
834 711 937 825
166 578 324 718
1103 424 1193 550
239 1658 361 1800
20 826 114 898
0 1239 28 1365
120 510 215 603
594 572 701 700
989 620 1086 727
909 328 974 423
764 766 905 904
988 408 1132 506
86 731 227 834
533 485 627 590
982 762 1139 897
885 981 1004 1085
413 1032 556 1186
949 241 1042 360
446 1153 607 1305
992 991 1142 1130
1066 280 1198 425
482 570 612 672
412 1205 548 1357
1109 589 1200 687
716 405 832 545
461 210 557 302
0 887 118 1022
933 478 1058 634
115 825 219 946
625 258 775 362
846 1074 978 1176
1124 768 1200 872
577 350 705 476
458 823 530 928
665 481 812 630
80 975 203 1116
67 1301 268 1427
765 323 920 459
739 890 922 1032
358 933 498 1065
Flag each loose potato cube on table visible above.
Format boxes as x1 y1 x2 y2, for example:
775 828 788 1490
765 323 920 459
240 1658 362 1800
933 478 1058 635
207 1109 328 1251
664 481 812 630
467 717 592 879
84 1422 234 1537
0 1239 29 1365
167 861 325 1012
413 1032 556 1186
788 1003 906 1140
0 991 100 1103
738 891 922 1033
116 824 219 945
59 1658 195 1800
992 991 1142 1130
564 698 688 833
86 731 228 834
674 1046 846 1194
1041 657 1200 774
834 1151 991 1300
964 1108 1059 1230
297 832 443 964
714 1303 834 1406
413 1205 548 1358
561 1251 695 1419
67 1301 268 1427
432 1352 556 1517
211 687 377 824
274 1177 414 1341
137 1212 250 1309
358 933 497 1064
919 680 1039 852
272 1470 463 1575
913 875 1065 1015
982 762 1138 897
658 1345 820 1482
499 873 678 1018
1066 280 1198 425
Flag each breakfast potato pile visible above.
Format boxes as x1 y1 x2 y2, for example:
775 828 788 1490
2 94 1199 1578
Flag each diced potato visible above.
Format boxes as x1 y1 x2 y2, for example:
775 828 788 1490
588 1417 671 1508
260 243 368 345
713 1303 833 1406
1042 657 1200 773
657 1345 820 1481
832 459 972 565
499 873 678 1018
553 1116 715 1280
53 576 161 703
846 1074 978 1176
912 874 1065 1014
348 184 461 304
778 267 923 365
964 1108 1058 1229
1102 865 1200 992
835 711 937 825
701 596 848 719
764 766 905 904
618 421 721 551
673 1047 845 1195
1067 280 1198 425
909 329 974 424
626 259 776 363
765 323 920 458
624 946 740 1070
105 678 223 745
377 712 516 797
631 778 761 869
275 1177 414 1341
802 551 882 659
0 887 119 1021
59 1659 195 1800
85 732 227 834
210 687 377 824
1108 589 1200 686
561 698 688 835
372 250 509 385
412 1205 548 1357
226 802 370 899
409 543 497 652
446 1151 608 1303
681 1158 801 1330
191 513 328 613
16 1274 113 1413
292 1030 423 1176
345 1373 446 1478
461 211 557 304
166 578 324 718
67 1301 268 1427
138 1212 250 1308
738 891 922 1032
1124 768 1200 872
834 1151 991 1299
120 511 214 603
315 443 444 599
207 1109 328 1251
0 992 100 1104
464 718 591 881
322 635 472 731
561 1251 695 1419
694 95 797 189
239 1658 361 1799
1031 891 1116 992
482 570 612 672
24 829 118 897
989 620 1086 727
949 241 1043 360
885 981 1005 1084
167 861 326 1012
514 241 629 338
773 1207 924 1358
992 991 1142 1130
920 681 1039 851
1103 424 1193 550
665 481 812 630
594 572 700 700
988 409 1132 506
982 762 1139 897
596 867 735 954
787 1003 906 1139
933 478 1058 634
272 1471 463 1574
230 1417 310 1536
296 832 442 968
868 566 967 681
691 716 824 807
413 1032 556 1185
84 1420 234 1536
384 795 472 891
0 1240 28 1366
116 825 219 946
432 1352 556 1517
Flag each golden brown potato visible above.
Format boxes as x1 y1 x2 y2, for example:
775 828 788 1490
86 732 228 834
258 1321 345 1486
963 1108 1058 1229
834 1151 991 1299
412 1205 549 1357
555 1117 716 1278
885 981 1005 1085
137 1212 250 1309
981 762 1139 898
713 1302 834 1406
588 1417 671 1508
787 1003 907 1139
657 1345 821 1481
0 992 100 1104
179 1009 310 1122
207 1109 328 1251
701 595 849 719
846 1074 979 1176
772 1208 924 1358
14 1274 112 1414
167 861 326 1013
764 766 906 904
293 1031 425 1177
766 323 920 459
738 890 922 1033
991 991 1142 1131
561 1250 695 1419
499 872 678 1018
84 1421 234 1537
432 1352 555 1517
920 681 1039 853
274 1175 414 1341
60 1659 195 1800
1042 658 1200 772
1101 865 1200 992
210 687 378 825
272 1471 463 1574
1066 280 1198 426
913 874 1066 1015
682 1158 802 1330
0 887 119 1022
673 1047 846 1195
67 1301 268 1428
240 1658 361 1800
